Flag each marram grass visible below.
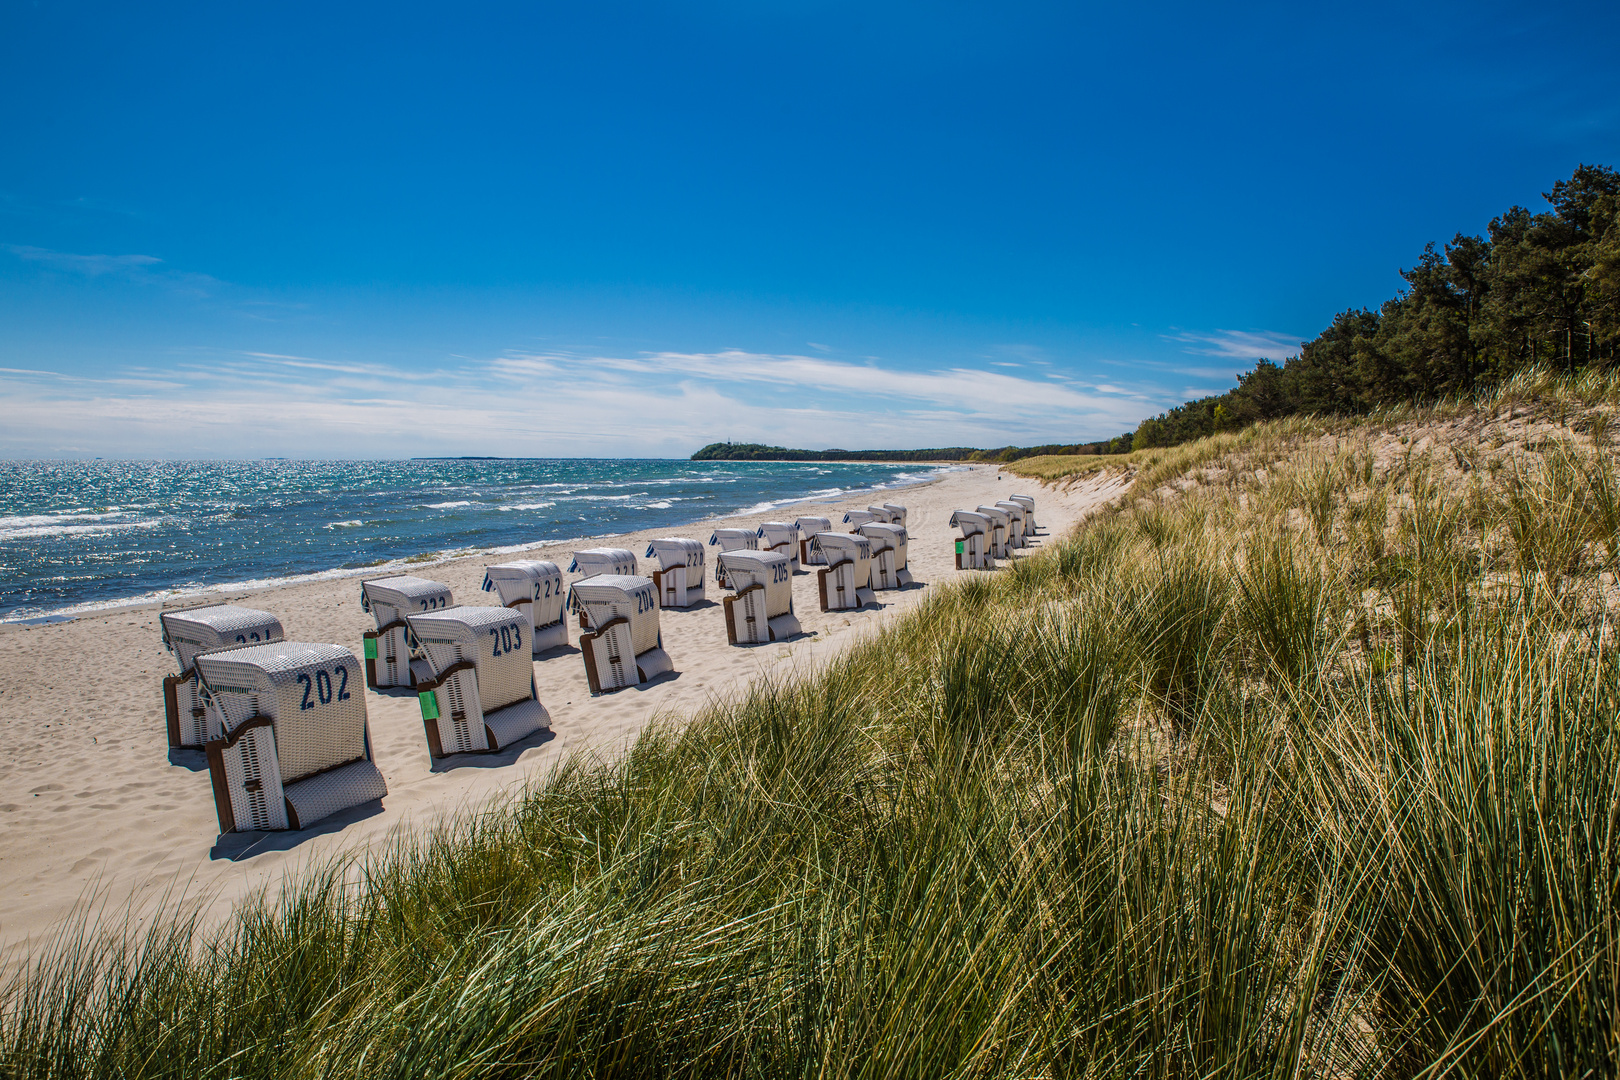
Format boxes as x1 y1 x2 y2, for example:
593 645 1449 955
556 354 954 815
5 409 1620 1077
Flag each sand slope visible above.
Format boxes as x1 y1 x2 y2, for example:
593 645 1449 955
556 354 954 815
0 466 1125 952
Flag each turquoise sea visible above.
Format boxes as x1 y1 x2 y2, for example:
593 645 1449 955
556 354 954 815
0 458 946 621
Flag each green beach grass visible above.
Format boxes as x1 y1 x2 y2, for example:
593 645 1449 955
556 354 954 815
5 384 1620 1076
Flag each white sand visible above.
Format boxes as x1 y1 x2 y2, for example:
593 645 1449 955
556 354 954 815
0 465 1125 953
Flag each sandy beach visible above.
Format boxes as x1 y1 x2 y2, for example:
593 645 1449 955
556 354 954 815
0 465 1125 953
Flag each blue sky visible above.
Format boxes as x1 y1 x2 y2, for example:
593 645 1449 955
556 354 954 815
2 1 1618 458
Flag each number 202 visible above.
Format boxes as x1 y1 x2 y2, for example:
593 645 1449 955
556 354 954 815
297 666 351 710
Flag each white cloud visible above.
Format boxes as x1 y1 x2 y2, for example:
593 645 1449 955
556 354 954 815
5 243 219 296
0 346 1162 458
1164 328 1301 363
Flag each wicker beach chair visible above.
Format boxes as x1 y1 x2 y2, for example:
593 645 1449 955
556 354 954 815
950 510 996 570
405 606 549 757
882 503 909 526
708 528 758 588
197 642 387 833
976 505 1012 559
1009 494 1036 532
160 604 285 749
995 500 1029 548
645 538 707 609
567 575 674 694
842 509 877 530
717 550 801 644
756 521 802 572
360 576 453 689
811 532 877 611
858 522 913 590
568 549 639 626
481 560 568 654
795 516 833 566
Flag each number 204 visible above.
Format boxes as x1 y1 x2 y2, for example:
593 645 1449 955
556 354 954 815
297 667 351 710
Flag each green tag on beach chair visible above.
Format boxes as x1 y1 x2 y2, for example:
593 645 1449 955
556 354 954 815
955 540 964 555
363 636 378 659
418 691 439 721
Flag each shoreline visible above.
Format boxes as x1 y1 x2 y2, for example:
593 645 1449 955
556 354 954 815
0 465 1128 956
1 465 962 627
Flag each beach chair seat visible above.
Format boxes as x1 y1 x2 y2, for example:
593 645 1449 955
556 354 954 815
406 606 549 758
858 522 914 590
717 550 801 644
882 503 908 526
976 505 1013 559
160 604 285 749
756 522 802 572
482 560 568 654
795 516 833 566
1009 494 1036 532
645 538 707 608
995 501 1029 548
812 532 877 611
708 529 758 588
360 576 453 689
843 509 877 530
567 575 674 694
951 510 995 570
196 642 387 833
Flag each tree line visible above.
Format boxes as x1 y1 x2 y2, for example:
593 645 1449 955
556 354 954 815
1127 163 1620 451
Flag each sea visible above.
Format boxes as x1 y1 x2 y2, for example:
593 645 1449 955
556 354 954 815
0 458 950 622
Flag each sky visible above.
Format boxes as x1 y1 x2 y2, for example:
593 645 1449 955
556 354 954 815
2 1 1618 458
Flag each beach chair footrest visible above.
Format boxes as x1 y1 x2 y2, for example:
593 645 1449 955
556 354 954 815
767 613 803 641
283 758 388 830
483 697 550 749
635 647 674 681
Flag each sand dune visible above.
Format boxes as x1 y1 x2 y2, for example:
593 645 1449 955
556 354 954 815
0 465 1126 953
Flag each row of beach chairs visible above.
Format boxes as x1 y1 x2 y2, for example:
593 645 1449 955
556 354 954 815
156 495 1033 837
950 495 1036 570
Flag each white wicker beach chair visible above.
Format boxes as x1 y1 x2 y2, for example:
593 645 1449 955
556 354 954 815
160 604 285 749
950 510 995 570
568 548 638 578
567 575 674 694
717 550 801 644
197 642 387 833
405 606 549 758
843 509 877 530
645 538 707 609
568 548 638 625
976 505 1012 559
865 506 898 525
882 503 908 526
995 501 1029 549
482 560 568 655
1009 494 1036 532
708 528 758 588
756 522 802 572
811 532 876 611
795 516 833 566
858 522 913 590
361 576 453 689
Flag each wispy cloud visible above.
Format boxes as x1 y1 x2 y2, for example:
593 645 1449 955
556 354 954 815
4 243 220 296
0 346 1166 458
1164 328 1302 363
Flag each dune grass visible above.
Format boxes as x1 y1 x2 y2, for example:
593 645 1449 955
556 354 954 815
5 407 1620 1076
